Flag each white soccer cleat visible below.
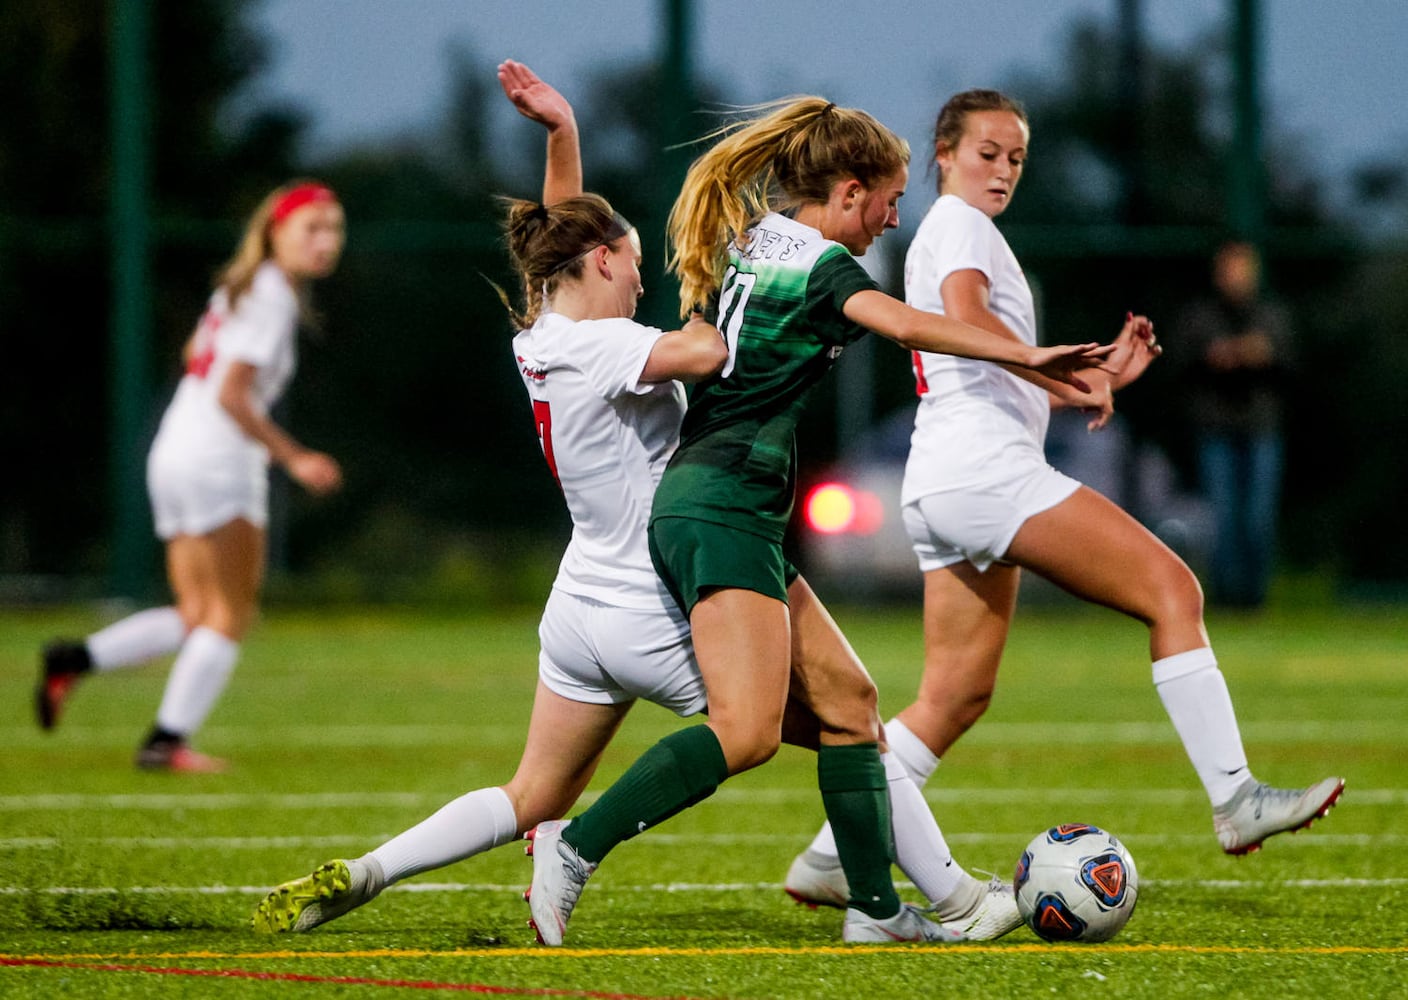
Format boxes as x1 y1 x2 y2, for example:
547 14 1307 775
1213 776 1345 855
784 848 850 910
524 820 595 946
936 875 1023 941
842 902 965 943
251 858 381 933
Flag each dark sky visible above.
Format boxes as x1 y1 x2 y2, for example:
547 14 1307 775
242 0 1408 226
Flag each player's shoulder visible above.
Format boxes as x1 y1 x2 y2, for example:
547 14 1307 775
517 313 657 364
247 261 298 310
919 194 991 237
577 316 658 338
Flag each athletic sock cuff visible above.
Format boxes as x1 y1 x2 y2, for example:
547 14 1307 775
564 724 728 864
884 717 939 782
666 725 730 797
817 742 885 793
1152 646 1217 686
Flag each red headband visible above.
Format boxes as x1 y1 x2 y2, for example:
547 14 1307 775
271 183 337 226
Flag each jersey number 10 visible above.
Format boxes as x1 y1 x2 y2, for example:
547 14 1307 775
716 265 757 379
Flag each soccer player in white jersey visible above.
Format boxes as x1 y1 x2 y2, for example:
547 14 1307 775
522 95 1117 948
786 91 1343 904
250 60 726 934
37 181 346 772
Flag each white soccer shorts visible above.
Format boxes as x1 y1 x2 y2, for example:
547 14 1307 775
537 588 707 716
903 460 1080 573
146 445 269 540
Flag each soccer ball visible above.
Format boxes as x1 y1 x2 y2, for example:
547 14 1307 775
1014 823 1139 942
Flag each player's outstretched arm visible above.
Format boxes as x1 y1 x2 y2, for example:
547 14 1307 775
843 289 1110 392
497 59 582 205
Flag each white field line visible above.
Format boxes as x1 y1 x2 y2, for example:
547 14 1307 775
2 787 1404 811
2 724 525 748
3 877 1406 897
0 831 1402 851
4 718 1402 748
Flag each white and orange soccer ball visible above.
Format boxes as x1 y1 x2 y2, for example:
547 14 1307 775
1014 823 1139 942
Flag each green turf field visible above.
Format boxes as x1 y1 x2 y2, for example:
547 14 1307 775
1 600 1404 999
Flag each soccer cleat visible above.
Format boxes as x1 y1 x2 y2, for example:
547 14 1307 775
1213 775 1345 855
134 738 229 773
784 848 849 910
842 903 965 943
251 859 378 933
934 875 1023 941
36 641 92 730
524 820 595 946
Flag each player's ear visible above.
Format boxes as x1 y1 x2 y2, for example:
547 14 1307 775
592 244 612 280
836 177 864 209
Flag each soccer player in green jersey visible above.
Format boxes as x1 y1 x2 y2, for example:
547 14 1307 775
525 97 1113 945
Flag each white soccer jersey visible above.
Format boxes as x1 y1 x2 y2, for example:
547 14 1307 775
513 311 682 612
901 194 1051 504
149 261 300 471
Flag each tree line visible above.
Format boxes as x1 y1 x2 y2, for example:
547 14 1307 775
3 3 1405 600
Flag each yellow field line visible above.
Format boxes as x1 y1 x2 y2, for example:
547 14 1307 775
7 943 1405 961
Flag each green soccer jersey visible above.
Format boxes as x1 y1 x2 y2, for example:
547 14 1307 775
652 212 879 542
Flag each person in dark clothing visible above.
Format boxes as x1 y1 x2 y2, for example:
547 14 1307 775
1176 241 1293 609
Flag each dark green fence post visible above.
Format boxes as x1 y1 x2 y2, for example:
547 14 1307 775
108 0 156 600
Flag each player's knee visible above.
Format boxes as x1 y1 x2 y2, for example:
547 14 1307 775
714 722 781 774
731 736 780 772
836 673 880 723
203 604 253 640
1150 562 1204 628
175 599 205 632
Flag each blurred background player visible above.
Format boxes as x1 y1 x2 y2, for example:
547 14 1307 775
37 180 346 772
524 95 1114 946
1174 240 1293 609
250 60 724 933
785 91 1341 908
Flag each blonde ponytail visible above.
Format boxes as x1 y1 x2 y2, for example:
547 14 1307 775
667 97 908 316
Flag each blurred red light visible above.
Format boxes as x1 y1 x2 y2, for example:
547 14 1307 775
805 482 884 536
806 483 856 534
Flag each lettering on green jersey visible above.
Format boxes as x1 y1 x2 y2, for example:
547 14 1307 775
738 227 805 262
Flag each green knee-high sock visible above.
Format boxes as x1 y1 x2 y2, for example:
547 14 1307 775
818 742 900 919
563 725 729 864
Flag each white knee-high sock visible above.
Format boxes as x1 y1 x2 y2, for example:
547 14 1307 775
804 717 941 858
883 717 940 786
154 627 239 736
1153 647 1251 807
87 607 188 672
366 786 518 886
884 750 969 908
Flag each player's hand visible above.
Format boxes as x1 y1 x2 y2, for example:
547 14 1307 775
1025 342 1116 394
286 450 343 497
497 60 575 133
1105 312 1160 390
1078 380 1116 431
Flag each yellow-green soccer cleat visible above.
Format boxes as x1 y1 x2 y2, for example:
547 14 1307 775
251 860 363 933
